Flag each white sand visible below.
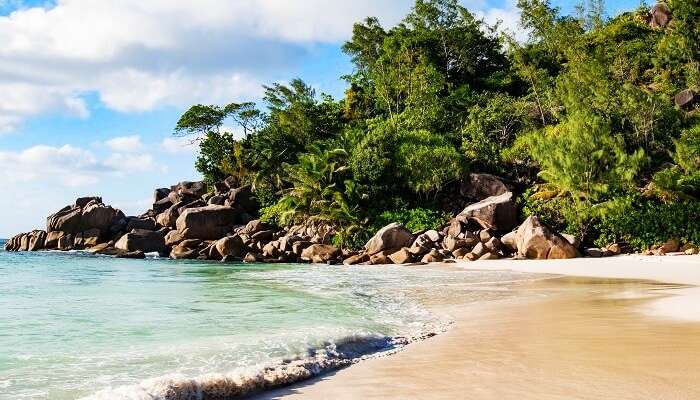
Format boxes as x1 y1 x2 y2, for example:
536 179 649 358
471 255 700 321
256 256 700 400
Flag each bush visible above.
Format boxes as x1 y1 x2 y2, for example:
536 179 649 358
595 195 700 249
373 208 450 234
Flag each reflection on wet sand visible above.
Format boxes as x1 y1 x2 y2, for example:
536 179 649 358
258 276 700 400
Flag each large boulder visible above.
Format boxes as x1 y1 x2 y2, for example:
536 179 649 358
172 181 207 199
126 217 156 232
47 206 83 233
115 229 166 254
649 2 671 28
226 185 259 213
75 196 102 208
215 235 246 258
457 192 518 232
175 205 241 240
156 202 182 228
81 203 121 233
301 244 341 263
514 216 578 260
364 223 415 255
460 173 509 201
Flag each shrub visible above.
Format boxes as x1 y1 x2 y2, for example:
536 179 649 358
373 208 451 234
595 195 700 249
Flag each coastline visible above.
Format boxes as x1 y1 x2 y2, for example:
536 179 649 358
255 256 700 400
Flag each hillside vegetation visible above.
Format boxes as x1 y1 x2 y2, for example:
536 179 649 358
175 0 700 250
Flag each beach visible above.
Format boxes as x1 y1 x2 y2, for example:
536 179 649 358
257 256 700 400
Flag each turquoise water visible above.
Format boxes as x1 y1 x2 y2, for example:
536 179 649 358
0 240 535 399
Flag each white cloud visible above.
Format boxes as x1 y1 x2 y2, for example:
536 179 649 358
161 137 197 154
105 135 143 152
0 0 412 131
0 143 159 187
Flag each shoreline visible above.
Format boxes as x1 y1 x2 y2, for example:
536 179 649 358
255 256 700 400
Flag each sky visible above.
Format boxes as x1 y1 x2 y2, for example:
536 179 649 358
0 0 642 237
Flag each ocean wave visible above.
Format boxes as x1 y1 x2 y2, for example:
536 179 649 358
81 333 432 400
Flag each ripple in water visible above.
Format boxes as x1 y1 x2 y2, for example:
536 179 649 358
0 248 540 399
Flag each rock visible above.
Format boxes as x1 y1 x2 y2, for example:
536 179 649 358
153 196 174 214
170 244 198 259
607 243 622 255
115 229 166 254
562 234 581 249
479 252 500 261
180 239 203 248
215 235 246 258
243 252 262 263
369 253 391 265
424 230 441 243
164 230 185 246
514 216 577 260
240 220 268 235
28 230 47 251
251 230 274 242
458 192 518 231
86 242 112 254
479 229 494 243
444 236 470 252
453 248 470 259
447 219 464 238
659 238 681 253
501 231 517 252
126 217 156 232
364 223 415 255
464 252 477 261
649 2 671 28
301 244 341 263
75 196 102 208
207 195 226 206
47 206 83 234
262 242 280 258
389 248 414 264
116 250 146 259
485 237 502 252
584 248 604 258
172 181 207 199
74 229 101 248
421 249 444 263
57 234 74 251
291 241 312 256
226 185 258 213
156 203 181 228
176 205 241 240
471 242 487 258
154 188 170 203
675 89 697 110
81 203 121 233
685 248 699 255
343 253 370 265
460 173 509 200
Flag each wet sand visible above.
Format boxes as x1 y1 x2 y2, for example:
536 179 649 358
256 257 700 400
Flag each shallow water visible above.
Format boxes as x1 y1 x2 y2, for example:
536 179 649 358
0 241 541 399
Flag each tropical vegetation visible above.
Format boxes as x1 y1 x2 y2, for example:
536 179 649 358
174 0 700 250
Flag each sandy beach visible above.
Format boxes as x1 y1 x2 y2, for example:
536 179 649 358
256 256 700 400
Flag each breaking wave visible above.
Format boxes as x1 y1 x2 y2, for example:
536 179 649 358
82 332 438 400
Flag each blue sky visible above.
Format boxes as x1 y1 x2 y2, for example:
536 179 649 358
0 0 641 236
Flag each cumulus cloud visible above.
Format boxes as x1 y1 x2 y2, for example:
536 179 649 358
0 0 529 131
0 0 413 131
0 143 159 187
105 135 143 152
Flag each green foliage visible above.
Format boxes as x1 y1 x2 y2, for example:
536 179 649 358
523 111 645 201
173 0 700 251
374 208 450 233
595 195 700 249
195 131 236 184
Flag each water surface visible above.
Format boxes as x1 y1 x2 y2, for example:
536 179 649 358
0 241 540 399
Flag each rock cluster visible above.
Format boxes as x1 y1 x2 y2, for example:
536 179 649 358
7 174 695 264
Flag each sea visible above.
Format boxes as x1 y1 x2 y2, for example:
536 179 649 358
0 239 540 399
